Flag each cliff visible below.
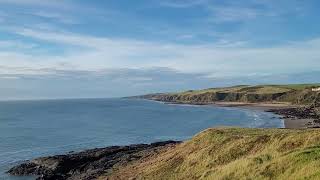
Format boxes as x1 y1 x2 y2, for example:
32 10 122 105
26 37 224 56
140 84 320 105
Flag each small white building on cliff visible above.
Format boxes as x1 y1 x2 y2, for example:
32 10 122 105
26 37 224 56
312 87 320 92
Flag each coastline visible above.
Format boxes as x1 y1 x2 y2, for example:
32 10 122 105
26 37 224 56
7 141 180 180
157 100 318 129
6 99 319 179
211 102 317 129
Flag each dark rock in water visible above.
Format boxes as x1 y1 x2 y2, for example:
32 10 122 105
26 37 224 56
8 140 180 180
268 105 320 127
269 107 320 120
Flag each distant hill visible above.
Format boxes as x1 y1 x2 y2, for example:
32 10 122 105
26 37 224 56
138 84 320 105
105 127 320 179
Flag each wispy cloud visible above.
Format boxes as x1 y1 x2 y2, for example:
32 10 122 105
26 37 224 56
158 0 209 8
0 0 103 29
0 0 72 8
1 67 319 100
29 11 79 24
208 6 260 22
158 0 306 23
0 27 318 77
0 40 38 49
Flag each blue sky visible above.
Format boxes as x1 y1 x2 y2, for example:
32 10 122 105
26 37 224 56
0 0 320 99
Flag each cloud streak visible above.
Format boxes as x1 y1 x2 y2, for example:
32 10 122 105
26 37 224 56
0 67 319 100
1 27 318 77
158 0 209 8
158 0 306 23
0 0 72 9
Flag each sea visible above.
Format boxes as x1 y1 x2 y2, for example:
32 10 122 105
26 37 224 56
0 98 283 179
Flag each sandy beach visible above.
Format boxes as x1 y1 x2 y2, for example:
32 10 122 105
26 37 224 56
161 100 317 129
211 101 297 110
210 102 316 129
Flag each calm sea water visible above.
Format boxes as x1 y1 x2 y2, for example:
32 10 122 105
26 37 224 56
0 98 283 179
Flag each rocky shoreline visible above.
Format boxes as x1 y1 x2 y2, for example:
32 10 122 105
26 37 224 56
267 106 320 128
148 98 320 128
7 141 180 180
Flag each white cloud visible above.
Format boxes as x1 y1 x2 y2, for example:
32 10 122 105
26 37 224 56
0 76 20 79
158 0 209 8
0 28 318 77
157 0 306 24
0 0 102 27
0 40 37 49
30 11 79 24
209 6 260 22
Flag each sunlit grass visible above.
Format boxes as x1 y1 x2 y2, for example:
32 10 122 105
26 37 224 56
105 128 320 180
159 83 320 104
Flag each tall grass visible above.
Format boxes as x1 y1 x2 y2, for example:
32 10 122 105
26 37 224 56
106 128 320 180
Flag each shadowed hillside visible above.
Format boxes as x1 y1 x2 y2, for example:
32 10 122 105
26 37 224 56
105 128 320 180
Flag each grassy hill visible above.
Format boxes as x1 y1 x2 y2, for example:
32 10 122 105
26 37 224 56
142 84 320 105
104 128 320 180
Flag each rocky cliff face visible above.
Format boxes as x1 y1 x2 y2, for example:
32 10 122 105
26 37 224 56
149 92 298 104
144 89 319 105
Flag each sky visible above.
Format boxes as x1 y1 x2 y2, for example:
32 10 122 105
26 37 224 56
0 0 320 100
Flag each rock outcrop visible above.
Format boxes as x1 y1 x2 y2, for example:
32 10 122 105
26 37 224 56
8 141 180 180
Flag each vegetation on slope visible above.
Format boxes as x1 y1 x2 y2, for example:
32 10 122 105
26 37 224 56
105 128 320 180
143 84 320 105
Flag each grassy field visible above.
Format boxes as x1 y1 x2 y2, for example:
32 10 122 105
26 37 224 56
146 83 320 105
176 84 320 95
105 128 320 180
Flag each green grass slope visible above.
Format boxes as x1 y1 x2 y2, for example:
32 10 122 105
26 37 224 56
145 84 320 105
106 128 320 180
